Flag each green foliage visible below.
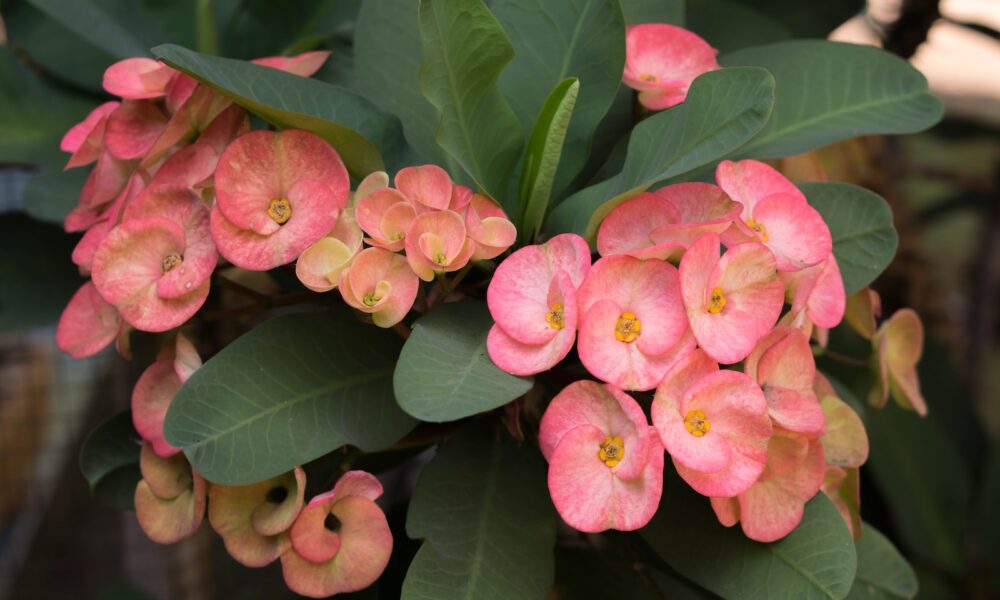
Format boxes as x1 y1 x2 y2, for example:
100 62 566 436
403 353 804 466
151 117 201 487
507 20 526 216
686 0 791 53
25 0 149 59
394 301 533 423
402 422 556 599
20 169 88 225
164 308 416 485
619 0 685 24
801 183 899 295
79 411 142 511
417 0 525 201
847 523 919 599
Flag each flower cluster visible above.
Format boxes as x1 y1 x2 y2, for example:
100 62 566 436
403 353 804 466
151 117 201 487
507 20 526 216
488 159 870 541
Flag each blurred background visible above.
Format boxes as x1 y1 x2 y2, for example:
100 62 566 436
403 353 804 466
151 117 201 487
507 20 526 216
0 0 997 598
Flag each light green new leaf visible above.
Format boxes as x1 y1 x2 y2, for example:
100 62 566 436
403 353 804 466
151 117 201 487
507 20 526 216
402 422 556 600
27 0 149 59
643 473 857 600
153 44 401 179
518 78 579 244
723 40 943 158
847 523 919 599
79 410 142 511
164 308 416 485
394 301 533 423
800 183 898 295
547 67 775 242
494 0 625 194
417 0 525 200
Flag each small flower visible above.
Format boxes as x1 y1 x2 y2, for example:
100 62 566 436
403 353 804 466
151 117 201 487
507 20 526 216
743 327 826 435
539 380 664 532
132 334 202 458
355 187 416 252
339 247 419 328
296 208 364 293
134 442 206 544
395 164 453 211
403 210 475 281
464 192 516 261
870 308 926 416
56 281 122 358
622 24 720 110
780 254 846 330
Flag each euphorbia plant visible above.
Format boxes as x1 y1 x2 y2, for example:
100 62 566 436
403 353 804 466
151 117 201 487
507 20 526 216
61 0 946 597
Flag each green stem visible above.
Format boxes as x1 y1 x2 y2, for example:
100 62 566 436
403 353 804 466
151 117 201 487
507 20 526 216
195 0 218 55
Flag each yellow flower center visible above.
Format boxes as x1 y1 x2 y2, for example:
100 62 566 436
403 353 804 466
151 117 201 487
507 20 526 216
434 252 449 266
362 291 382 307
684 409 711 437
640 73 659 82
161 253 182 273
746 219 768 242
615 312 641 343
599 436 625 467
268 198 292 224
707 287 727 314
546 303 565 330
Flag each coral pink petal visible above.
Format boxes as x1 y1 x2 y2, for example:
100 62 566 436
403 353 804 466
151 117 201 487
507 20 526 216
290 503 342 563
623 24 719 111
103 58 174 99
543 233 592 288
61 101 118 155
404 210 469 281
338 248 418 328
132 358 182 457
198 104 250 155
487 245 559 344
56 282 121 358
597 192 679 257
683 371 771 442
785 255 845 329
395 164 453 210
329 471 383 502
72 220 112 273
649 183 744 248
252 51 331 77
150 143 219 189
80 153 132 210
765 388 826 434
752 195 832 271
715 159 807 215
104 100 169 160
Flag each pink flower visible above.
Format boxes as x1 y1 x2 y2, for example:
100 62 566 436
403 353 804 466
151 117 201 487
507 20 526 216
779 254 846 346
104 100 169 160
132 334 202 458
211 130 350 271
103 58 175 99
252 50 331 77
652 349 772 497
352 171 389 205
716 160 832 272
296 208 364 293
710 428 826 542
281 471 392 598
577 254 691 391
743 327 825 435
539 380 664 532
597 183 742 261
61 101 119 168
134 443 206 544
486 234 591 376
870 308 926 416
679 233 784 364
355 187 416 252
56 281 122 358
403 210 475 281
395 164 453 211
622 24 720 110
339 247 419 328
464 192 516 261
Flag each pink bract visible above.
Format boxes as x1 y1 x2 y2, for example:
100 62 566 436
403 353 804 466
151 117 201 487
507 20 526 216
781 254 846 330
539 380 663 532
465 193 516 261
56 281 122 359
103 58 175 99
395 164 453 211
134 444 206 544
744 327 826 435
281 471 392 598
576 254 689 391
296 208 364 293
486 233 591 376
652 350 772 497
679 233 784 364
339 247 419 328
622 24 720 110
61 101 119 168
871 309 926 416
716 160 832 272
104 100 169 161
132 357 183 457
404 210 475 281
252 50 331 77
355 187 416 252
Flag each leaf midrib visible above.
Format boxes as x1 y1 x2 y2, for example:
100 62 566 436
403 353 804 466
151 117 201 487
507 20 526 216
461 435 502 599
771 543 841 599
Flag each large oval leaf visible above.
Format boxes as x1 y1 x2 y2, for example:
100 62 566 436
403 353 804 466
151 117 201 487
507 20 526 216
800 182 898 295
394 301 533 422
402 422 556 599
164 308 417 485
547 66 775 242
417 0 525 201
79 410 142 511
847 523 919 599
642 471 858 600
723 40 943 158
152 44 400 179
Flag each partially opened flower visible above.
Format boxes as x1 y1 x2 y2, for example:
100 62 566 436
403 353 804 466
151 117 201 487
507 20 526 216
870 308 926 416
716 160 832 272
819 394 869 470
395 164 453 211
134 443 206 544
104 100 169 161
743 327 825 435
843 287 881 340
296 208 364 293
252 50 331 77
597 183 742 261
622 24 720 110
61 101 119 168
132 333 202 457
281 471 392 598
209 467 306 567
710 428 825 542
103 58 175 99
652 349 772 497
212 129 350 270
539 380 663 532
487 233 591 376
577 254 691 391
56 281 122 358
464 193 516 260
355 187 416 252
404 210 475 281
780 254 846 330
678 233 784 364
339 247 419 327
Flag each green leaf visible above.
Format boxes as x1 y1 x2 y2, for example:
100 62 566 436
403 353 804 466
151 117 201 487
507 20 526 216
22 169 89 225
547 67 775 242
800 182 899 295
164 308 417 485
686 0 792 53
722 41 943 158
152 44 399 179
26 0 149 59
642 472 857 600
494 0 625 194
847 523 919 599
80 411 142 511
417 0 525 200
402 422 556 599
619 0 685 24
218 0 361 59
517 78 579 243
394 301 533 423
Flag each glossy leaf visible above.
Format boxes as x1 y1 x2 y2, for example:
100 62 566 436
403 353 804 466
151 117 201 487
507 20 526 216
847 523 919 600
79 410 142 511
517 78 579 244
548 67 775 241
642 471 857 600
723 40 943 158
164 308 417 485
152 44 400 179
801 183 898 295
494 0 625 193
402 422 556 599
417 0 525 200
